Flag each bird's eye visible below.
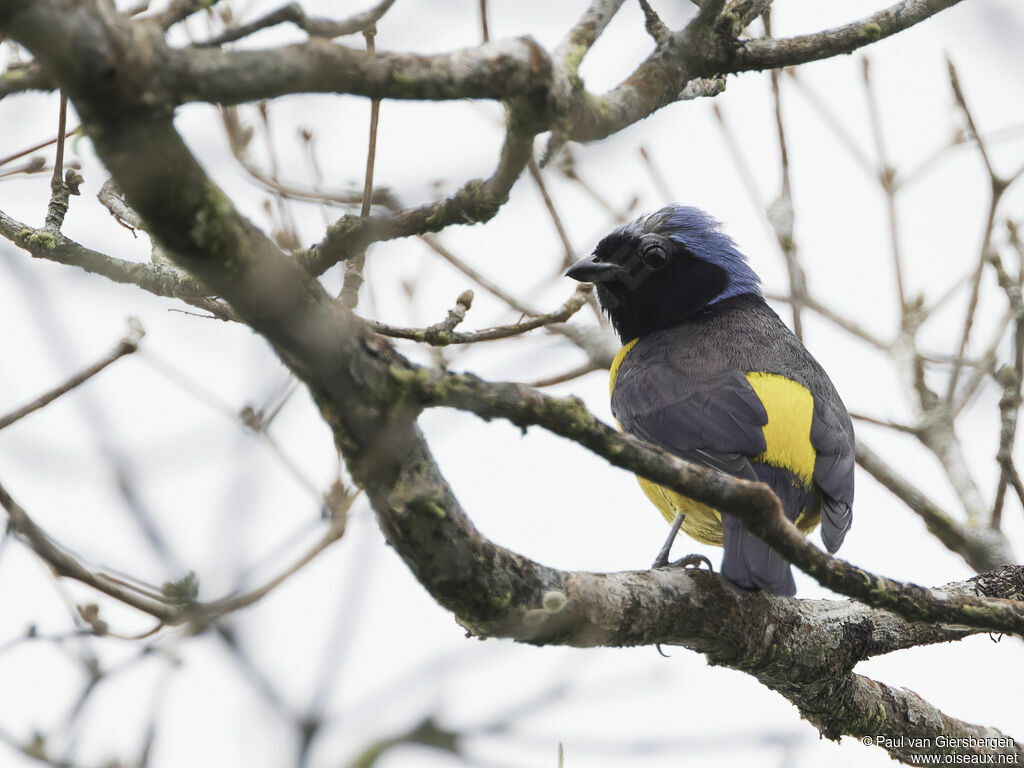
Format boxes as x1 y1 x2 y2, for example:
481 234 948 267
640 238 668 270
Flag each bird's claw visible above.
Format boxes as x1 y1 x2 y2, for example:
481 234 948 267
669 553 714 572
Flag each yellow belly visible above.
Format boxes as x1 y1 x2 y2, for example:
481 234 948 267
610 341 821 546
637 476 821 547
638 477 726 545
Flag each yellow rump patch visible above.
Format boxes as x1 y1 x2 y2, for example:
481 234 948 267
745 372 816 487
608 343 820 545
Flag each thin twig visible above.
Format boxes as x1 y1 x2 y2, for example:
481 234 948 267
528 158 575 269
987 248 1024 529
200 515 348 620
638 146 674 203
945 58 1010 405
339 28 383 311
862 58 906 310
479 0 490 43
764 292 889 351
370 285 592 346
195 0 396 46
0 124 81 170
849 412 918 434
0 321 144 432
0 480 177 622
150 0 227 30
529 361 603 388
765 15 804 339
44 92 80 231
711 103 768 220
783 69 874 174
421 234 538 317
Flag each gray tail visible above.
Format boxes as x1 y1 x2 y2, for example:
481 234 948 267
720 513 796 597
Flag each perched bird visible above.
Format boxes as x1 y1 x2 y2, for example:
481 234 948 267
566 205 854 596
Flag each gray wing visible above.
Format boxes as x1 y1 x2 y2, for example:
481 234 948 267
613 362 797 595
612 366 768 474
810 405 855 553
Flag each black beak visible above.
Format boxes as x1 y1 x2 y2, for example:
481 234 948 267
565 255 623 283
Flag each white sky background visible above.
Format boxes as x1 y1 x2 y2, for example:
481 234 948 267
1 1 1024 767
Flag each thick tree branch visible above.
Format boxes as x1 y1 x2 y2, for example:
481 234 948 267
566 0 964 141
173 37 552 105
392 366 1024 636
2 2 1016 762
0 60 52 101
730 0 965 71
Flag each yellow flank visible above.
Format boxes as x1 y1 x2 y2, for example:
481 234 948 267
638 477 725 545
744 372 816 487
609 338 639 397
609 342 820 546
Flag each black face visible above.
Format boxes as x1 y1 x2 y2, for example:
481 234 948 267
566 232 729 341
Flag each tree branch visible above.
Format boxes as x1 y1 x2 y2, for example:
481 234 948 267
2 3 1016 761
368 285 592 346
730 0 965 72
300 115 537 275
392 366 1024 636
856 442 1015 572
195 0 396 47
0 320 144 432
174 37 552 105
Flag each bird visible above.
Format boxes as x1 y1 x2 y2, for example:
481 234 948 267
565 205 854 596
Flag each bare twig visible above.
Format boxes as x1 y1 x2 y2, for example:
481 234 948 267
370 286 592 346
765 294 891 352
200 507 349 620
479 0 490 43
638 146 674 204
340 28 382 311
0 124 80 169
856 442 1014 571
849 412 917 435
783 69 873 173
0 480 177 622
195 0 396 46
0 321 144 432
711 103 767 219
301 115 535 277
529 361 604 388
862 58 906 310
219 106 400 212
763 14 805 339
946 58 1010 404
148 0 226 30
987 248 1024 528
43 92 81 231
528 158 575 269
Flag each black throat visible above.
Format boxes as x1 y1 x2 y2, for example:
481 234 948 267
598 258 732 342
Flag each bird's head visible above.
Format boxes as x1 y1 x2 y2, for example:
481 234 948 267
566 205 761 341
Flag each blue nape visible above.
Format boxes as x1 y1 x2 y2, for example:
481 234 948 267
622 205 762 304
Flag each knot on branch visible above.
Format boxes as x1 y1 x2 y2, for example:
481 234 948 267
971 565 1024 603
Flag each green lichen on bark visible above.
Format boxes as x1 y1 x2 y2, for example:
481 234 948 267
860 23 882 42
27 230 56 250
188 181 240 263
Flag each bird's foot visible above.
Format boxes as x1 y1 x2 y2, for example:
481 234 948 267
651 510 686 568
668 553 714 571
